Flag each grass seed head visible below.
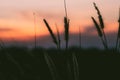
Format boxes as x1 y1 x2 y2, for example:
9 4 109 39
93 2 104 29
91 17 103 37
43 19 58 46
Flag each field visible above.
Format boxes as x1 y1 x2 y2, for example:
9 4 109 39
0 47 120 80
0 1 120 80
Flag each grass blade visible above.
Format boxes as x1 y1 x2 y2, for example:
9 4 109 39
93 2 108 49
79 27 82 48
93 2 104 29
5 53 24 76
91 17 103 37
72 53 79 80
91 17 107 49
66 59 72 80
64 17 70 49
64 0 68 18
64 0 70 49
44 53 59 80
33 12 37 49
43 19 58 47
55 24 61 49
116 8 120 51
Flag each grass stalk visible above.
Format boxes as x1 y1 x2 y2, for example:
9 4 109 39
66 59 72 80
64 17 70 49
101 36 108 49
79 27 82 48
55 24 61 49
93 2 104 29
91 17 103 37
72 53 79 80
64 0 70 50
102 30 108 49
116 8 120 51
91 17 107 49
33 12 37 49
5 53 24 76
44 52 59 80
93 2 108 49
64 0 68 18
43 19 58 47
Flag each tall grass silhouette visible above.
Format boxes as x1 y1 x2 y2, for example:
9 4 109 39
43 19 58 48
116 8 120 51
91 2 108 49
79 27 82 48
0 1 120 80
33 12 37 48
91 17 106 48
55 24 61 49
72 53 79 80
43 0 70 49
44 52 60 80
64 0 70 49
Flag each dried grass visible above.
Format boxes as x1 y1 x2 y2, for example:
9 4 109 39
92 2 108 49
43 19 58 47
116 8 120 51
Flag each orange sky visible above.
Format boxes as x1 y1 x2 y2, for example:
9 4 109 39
0 0 119 41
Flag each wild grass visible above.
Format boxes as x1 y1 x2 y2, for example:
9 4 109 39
33 12 37 48
0 47 120 80
116 8 120 51
64 17 70 49
42 0 70 50
55 24 61 49
64 0 68 18
72 53 79 80
44 52 60 80
91 17 107 48
79 27 82 48
91 2 108 50
5 52 24 76
43 19 58 48
64 0 70 49
66 57 72 80
0 1 120 80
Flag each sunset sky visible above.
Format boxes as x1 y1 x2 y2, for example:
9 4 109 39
0 0 120 48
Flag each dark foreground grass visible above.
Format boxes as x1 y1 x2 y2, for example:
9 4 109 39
0 47 120 80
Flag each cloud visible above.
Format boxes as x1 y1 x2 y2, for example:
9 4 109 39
0 28 13 32
2 30 117 49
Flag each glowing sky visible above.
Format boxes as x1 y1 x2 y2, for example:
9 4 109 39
0 0 119 42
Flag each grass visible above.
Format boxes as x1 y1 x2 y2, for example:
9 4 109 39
116 8 120 51
91 2 108 50
64 0 70 49
43 0 70 50
33 12 37 49
0 47 120 80
55 24 61 49
91 17 107 49
43 19 58 48
44 52 60 80
79 27 82 48
0 1 120 80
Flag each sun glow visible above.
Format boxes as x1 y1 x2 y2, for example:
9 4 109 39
0 0 119 42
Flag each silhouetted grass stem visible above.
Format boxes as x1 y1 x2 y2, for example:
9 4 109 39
43 19 58 47
55 24 61 49
116 8 120 51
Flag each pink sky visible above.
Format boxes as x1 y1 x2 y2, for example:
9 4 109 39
0 0 119 41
